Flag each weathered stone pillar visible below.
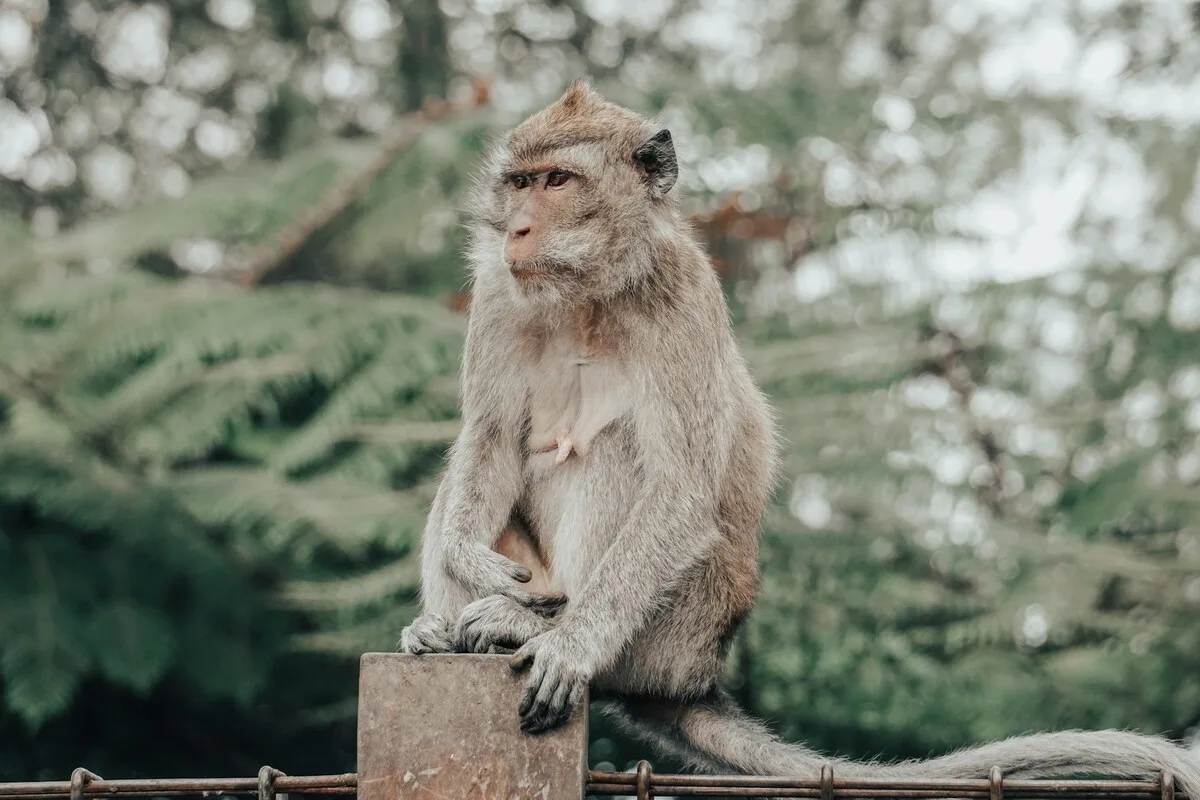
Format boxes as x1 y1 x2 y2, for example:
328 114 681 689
357 653 589 800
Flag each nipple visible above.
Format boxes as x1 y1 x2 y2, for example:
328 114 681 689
553 436 575 466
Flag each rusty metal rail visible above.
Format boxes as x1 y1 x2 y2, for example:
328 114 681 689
0 765 1184 800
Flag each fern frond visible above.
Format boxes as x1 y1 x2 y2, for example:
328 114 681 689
169 467 428 562
277 559 419 611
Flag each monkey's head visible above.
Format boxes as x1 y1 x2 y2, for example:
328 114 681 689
466 78 681 306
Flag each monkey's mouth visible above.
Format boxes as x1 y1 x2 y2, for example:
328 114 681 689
509 258 569 280
510 266 551 279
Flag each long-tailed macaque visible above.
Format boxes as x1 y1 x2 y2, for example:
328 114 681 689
397 79 1200 795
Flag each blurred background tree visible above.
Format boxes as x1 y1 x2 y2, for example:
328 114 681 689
2 0 1199 786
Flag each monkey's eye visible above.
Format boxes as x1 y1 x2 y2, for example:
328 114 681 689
546 170 571 188
510 173 531 189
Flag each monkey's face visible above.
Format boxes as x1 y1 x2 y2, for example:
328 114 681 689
466 80 680 308
499 157 598 294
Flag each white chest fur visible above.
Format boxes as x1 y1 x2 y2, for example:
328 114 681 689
525 331 631 467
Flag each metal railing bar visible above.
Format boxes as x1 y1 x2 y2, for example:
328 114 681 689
0 775 357 799
0 768 1183 800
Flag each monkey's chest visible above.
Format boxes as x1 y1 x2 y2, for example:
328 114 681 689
521 345 639 593
524 341 632 469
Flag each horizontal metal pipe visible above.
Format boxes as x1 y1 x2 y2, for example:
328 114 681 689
0 770 1183 800
588 791 1161 796
585 791 1166 796
587 773 1165 792
585 772 1179 799
0 775 358 799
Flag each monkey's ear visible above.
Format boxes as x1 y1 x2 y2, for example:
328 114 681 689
634 128 678 199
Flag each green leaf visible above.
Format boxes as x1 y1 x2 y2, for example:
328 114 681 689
0 606 90 729
85 603 177 693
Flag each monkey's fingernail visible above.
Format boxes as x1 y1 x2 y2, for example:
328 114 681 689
514 567 532 582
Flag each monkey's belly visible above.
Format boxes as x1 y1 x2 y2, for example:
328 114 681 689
519 424 640 596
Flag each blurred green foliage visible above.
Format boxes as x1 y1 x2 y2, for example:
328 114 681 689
2 0 1200 786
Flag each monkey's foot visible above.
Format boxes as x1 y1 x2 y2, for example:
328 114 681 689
454 594 561 654
397 613 454 654
509 629 591 734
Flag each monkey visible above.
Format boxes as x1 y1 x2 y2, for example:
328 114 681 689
397 79 1200 797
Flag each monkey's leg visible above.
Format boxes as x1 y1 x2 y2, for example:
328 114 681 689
507 394 730 732
398 484 460 654
401 484 533 654
399 459 539 656
455 520 565 653
454 592 566 654
397 613 454 655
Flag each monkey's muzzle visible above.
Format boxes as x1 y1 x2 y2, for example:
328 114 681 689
508 257 572 281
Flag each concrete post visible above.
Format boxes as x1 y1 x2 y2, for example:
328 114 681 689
356 653 589 800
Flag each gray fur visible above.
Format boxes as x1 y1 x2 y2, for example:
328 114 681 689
397 80 1200 793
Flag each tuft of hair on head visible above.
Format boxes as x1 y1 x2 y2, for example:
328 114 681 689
558 77 597 110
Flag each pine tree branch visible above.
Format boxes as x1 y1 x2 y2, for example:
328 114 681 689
234 78 492 286
0 361 131 470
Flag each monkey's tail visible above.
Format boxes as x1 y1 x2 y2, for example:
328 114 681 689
604 691 1200 800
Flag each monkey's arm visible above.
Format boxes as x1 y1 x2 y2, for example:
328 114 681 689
399 310 532 654
434 421 530 593
510 336 726 730
437 308 535 590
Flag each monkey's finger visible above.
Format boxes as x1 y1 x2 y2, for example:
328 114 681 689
464 623 502 654
486 550 533 583
455 627 477 654
398 627 434 654
533 677 574 733
516 592 568 614
464 625 507 655
509 642 536 672
517 657 556 718
519 669 558 728
517 676 539 718
566 679 585 711
521 671 578 734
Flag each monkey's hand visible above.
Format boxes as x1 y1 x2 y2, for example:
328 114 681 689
454 593 567 654
449 540 540 597
508 628 591 734
397 613 454 655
